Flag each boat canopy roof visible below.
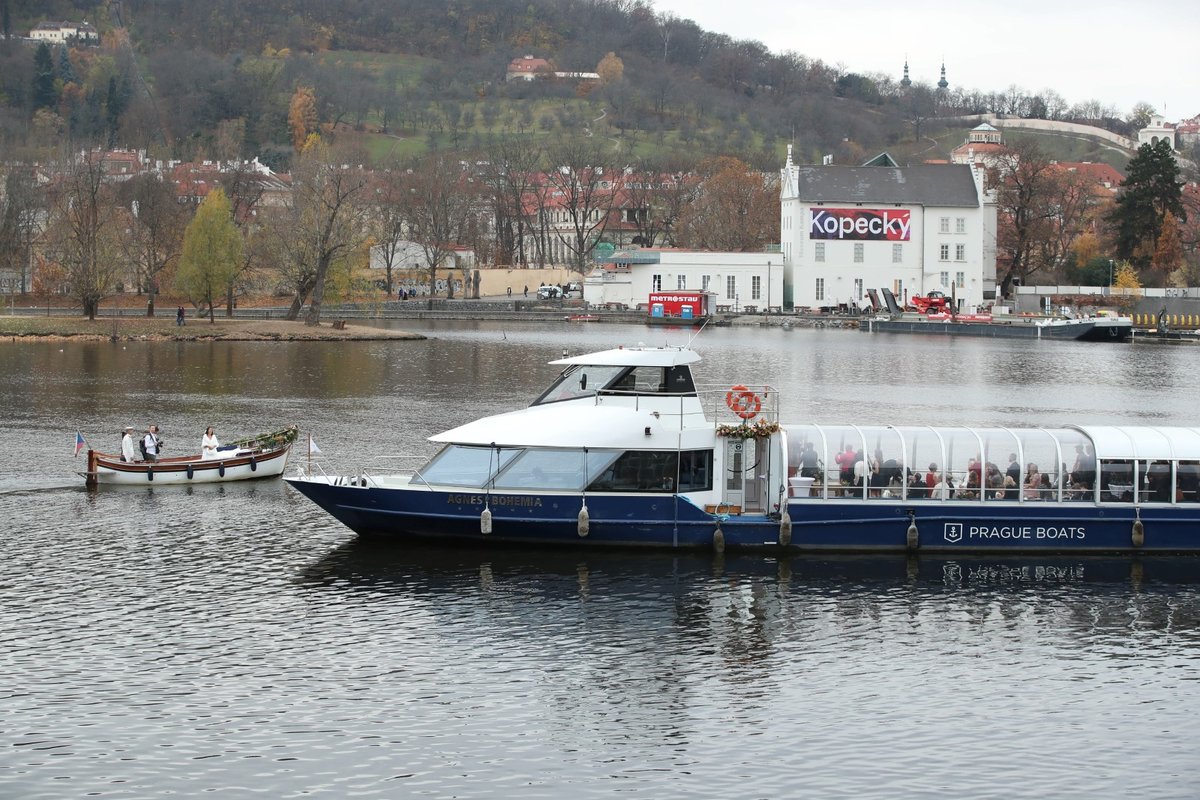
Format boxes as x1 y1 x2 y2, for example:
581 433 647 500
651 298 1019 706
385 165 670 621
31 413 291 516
549 347 701 368
431 403 682 449
1073 426 1200 460
782 423 1200 467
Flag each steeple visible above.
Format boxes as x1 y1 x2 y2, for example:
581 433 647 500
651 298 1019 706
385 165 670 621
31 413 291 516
900 58 911 88
937 61 948 90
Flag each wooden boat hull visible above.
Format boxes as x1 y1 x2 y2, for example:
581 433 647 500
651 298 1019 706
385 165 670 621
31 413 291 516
84 446 291 486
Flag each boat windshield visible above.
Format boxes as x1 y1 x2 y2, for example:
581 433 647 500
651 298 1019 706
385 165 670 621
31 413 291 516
534 364 697 405
414 445 521 488
534 365 626 404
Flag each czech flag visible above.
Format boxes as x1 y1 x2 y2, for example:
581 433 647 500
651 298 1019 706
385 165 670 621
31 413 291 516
74 431 87 457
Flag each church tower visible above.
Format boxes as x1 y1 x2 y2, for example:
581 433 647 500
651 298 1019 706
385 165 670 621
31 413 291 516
937 61 949 90
900 59 911 88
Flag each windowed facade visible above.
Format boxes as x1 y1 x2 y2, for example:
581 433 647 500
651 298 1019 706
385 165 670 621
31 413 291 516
751 276 761 300
651 274 662 291
815 278 825 301
726 276 736 300
955 243 966 261
701 275 710 291
939 217 950 233
677 274 687 289
893 279 903 297
854 243 864 263
815 242 825 262
956 217 966 234
955 271 965 288
939 244 950 261
940 271 949 288
892 243 903 263
853 278 863 301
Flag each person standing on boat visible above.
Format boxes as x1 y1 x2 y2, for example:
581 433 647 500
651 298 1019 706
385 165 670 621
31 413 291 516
1006 454 1021 499
201 426 221 459
799 442 820 479
142 425 162 462
121 427 137 462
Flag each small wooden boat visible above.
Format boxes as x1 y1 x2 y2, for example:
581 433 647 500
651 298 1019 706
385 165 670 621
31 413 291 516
82 426 298 487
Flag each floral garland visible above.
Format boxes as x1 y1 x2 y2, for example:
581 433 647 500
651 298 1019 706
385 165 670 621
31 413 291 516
227 425 300 451
716 419 781 439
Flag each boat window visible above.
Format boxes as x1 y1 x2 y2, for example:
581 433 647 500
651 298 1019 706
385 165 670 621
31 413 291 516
1144 461 1173 503
586 450 680 493
415 445 522 488
1099 460 1134 503
859 426 906 500
492 449 619 491
678 450 713 492
534 365 626 405
896 427 944 500
816 425 867 499
1178 462 1200 502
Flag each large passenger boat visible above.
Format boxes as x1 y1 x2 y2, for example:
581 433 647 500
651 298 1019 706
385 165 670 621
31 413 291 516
285 347 1199 553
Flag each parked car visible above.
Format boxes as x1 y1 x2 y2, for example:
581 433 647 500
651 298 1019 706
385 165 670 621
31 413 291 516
536 285 562 299
563 282 583 298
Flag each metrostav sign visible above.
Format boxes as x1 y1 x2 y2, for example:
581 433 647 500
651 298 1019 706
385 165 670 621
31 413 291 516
809 208 911 241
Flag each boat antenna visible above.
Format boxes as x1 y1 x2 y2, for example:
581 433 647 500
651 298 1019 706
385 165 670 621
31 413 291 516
681 316 705 347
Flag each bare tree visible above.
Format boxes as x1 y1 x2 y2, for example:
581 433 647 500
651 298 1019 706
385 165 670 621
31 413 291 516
403 153 475 299
0 166 43 296
542 136 619 272
270 141 371 324
44 154 124 319
116 173 189 316
993 140 1098 295
477 136 544 266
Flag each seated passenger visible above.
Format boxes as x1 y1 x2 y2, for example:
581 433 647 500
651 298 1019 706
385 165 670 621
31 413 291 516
1023 464 1040 500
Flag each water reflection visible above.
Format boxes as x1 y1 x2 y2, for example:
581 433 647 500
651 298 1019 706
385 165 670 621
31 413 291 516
300 539 1200 645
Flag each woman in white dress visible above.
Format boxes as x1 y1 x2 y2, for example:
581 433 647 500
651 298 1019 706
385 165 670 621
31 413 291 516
201 426 221 459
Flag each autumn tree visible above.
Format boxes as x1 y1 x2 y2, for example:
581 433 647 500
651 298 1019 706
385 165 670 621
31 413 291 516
1156 212 1185 285
288 85 318 152
1110 139 1186 267
992 140 1100 295
622 154 696 247
176 188 242 323
597 52 624 85
44 155 123 319
674 156 779 251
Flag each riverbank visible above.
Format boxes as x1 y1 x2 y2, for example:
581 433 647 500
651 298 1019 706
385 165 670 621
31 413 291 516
0 316 426 342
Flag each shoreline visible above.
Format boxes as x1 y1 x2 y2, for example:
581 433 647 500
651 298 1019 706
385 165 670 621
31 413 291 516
0 317 426 342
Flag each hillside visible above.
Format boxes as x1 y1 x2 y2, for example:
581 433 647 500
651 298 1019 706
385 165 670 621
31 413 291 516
0 0 1140 171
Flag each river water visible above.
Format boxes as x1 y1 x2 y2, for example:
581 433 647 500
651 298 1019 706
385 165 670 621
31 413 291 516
2 321 1199 798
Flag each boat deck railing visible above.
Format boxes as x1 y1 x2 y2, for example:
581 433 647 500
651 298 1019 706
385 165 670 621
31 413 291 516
695 383 780 426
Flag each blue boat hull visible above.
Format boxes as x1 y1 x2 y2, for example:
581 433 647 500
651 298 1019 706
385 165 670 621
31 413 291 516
285 480 1200 553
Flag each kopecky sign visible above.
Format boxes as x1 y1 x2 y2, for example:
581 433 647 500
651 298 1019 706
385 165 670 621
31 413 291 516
809 208 911 241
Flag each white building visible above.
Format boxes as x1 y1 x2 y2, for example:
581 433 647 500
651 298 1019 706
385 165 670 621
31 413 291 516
1138 115 1177 150
30 21 98 44
780 147 997 310
587 249 784 312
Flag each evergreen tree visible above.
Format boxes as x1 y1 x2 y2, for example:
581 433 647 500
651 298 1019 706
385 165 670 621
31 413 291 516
32 42 56 110
57 45 76 84
1110 139 1185 266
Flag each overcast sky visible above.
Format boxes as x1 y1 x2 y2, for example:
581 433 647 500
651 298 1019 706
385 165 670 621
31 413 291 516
649 0 1198 120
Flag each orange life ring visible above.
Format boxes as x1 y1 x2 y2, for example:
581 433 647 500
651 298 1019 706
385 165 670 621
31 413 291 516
724 384 762 420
